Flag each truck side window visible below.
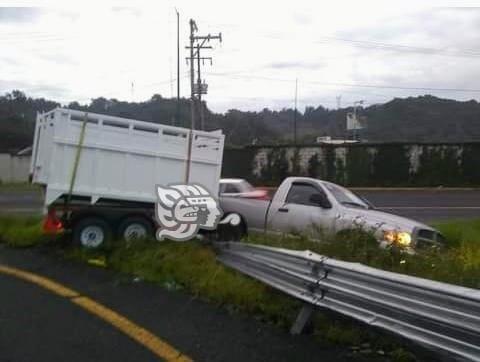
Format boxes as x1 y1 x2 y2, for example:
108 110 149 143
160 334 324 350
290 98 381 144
286 183 325 206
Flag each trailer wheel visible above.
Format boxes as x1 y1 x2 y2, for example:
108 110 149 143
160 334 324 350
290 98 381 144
73 217 112 248
118 217 153 242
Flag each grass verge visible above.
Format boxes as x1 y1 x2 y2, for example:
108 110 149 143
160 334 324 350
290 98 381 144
2 216 479 361
0 215 49 247
246 220 480 289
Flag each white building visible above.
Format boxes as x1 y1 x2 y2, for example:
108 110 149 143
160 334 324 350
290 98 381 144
0 146 32 183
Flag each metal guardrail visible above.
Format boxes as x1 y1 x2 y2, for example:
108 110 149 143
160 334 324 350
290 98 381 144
216 242 480 361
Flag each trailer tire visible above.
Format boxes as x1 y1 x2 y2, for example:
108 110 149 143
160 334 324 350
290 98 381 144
118 217 153 242
73 217 112 248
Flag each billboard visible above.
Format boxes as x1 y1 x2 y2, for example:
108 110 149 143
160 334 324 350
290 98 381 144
346 112 366 130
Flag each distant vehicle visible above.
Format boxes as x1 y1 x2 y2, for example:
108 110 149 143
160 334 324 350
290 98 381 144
31 108 225 247
219 178 269 200
220 177 445 251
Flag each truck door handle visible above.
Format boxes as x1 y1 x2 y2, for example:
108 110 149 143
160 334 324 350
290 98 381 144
278 207 289 213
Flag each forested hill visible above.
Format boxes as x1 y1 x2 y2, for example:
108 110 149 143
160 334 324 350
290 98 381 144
1 90 480 152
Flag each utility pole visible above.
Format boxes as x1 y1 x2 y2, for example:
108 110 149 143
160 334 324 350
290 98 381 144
175 8 180 126
196 44 205 130
184 19 222 183
189 19 196 132
184 19 197 183
185 26 220 130
293 78 298 145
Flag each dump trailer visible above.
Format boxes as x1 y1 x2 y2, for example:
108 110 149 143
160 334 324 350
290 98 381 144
31 108 225 247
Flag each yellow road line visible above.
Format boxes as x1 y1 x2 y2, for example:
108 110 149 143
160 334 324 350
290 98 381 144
0 264 192 362
0 265 79 298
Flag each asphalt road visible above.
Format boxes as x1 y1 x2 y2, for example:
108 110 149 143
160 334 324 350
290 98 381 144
0 189 43 214
0 245 356 362
1 188 480 223
356 189 480 222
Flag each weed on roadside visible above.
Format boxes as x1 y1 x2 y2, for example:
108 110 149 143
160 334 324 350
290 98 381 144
1 215 479 361
0 216 49 247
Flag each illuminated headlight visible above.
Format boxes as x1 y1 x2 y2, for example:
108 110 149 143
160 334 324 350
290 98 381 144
397 232 412 246
383 230 412 247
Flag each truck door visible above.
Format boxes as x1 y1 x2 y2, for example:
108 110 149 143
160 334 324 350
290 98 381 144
268 182 337 237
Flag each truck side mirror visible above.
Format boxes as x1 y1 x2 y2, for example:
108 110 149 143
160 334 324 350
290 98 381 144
309 193 332 209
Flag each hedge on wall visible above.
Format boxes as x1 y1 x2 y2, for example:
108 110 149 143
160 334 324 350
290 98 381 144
346 147 372 186
307 153 322 178
222 143 480 187
414 147 461 186
461 144 480 186
371 145 411 186
259 148 289 185
221 147 257 182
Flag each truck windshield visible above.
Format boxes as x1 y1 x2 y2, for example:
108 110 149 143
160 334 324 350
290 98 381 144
323 182 369 209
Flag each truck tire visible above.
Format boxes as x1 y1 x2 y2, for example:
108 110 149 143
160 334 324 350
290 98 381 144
73 217 112 248
217 217 246 241
118 217 154 242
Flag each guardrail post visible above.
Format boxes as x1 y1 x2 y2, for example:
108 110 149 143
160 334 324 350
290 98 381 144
290 304 315 335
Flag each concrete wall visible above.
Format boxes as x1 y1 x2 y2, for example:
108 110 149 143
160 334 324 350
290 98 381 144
0 154 31 183
222 143 480 187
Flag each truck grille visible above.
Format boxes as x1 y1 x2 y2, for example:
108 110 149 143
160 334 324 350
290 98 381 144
416 229 445 248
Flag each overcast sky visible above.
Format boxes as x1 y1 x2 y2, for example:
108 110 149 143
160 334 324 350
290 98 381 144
1 2 480 113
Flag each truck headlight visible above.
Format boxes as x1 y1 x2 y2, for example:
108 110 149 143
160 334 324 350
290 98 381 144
397 232 412 246
383 230 412 247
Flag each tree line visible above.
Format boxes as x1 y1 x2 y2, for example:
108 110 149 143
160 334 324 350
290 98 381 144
1 90 480 152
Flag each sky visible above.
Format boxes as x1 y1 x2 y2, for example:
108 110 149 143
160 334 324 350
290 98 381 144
1 2 480 113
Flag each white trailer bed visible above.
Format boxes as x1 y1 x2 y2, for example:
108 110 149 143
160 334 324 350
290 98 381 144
31 108 224 206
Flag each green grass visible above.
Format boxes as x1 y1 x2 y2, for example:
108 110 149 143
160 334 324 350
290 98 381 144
2 216 479 361
0 215 49 247
245 222 480 289
109 240 300 325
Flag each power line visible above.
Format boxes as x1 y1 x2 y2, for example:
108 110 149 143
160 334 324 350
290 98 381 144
207 72 480 93
308 80 480 93
314 36 480 58
218 94 388 107
258 32 480 59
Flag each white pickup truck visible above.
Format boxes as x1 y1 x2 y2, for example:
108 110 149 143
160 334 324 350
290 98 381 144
220 177 445 251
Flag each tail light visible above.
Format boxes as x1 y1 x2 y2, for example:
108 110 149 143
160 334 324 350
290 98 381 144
43 208 64 234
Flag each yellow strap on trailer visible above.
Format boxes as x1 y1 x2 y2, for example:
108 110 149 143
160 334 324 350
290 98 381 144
65 112 88 208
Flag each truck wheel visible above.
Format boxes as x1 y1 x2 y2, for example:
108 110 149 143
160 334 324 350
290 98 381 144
118 217 153 242
73 217 112 248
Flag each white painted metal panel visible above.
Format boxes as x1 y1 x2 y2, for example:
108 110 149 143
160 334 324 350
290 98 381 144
31 108 224 205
